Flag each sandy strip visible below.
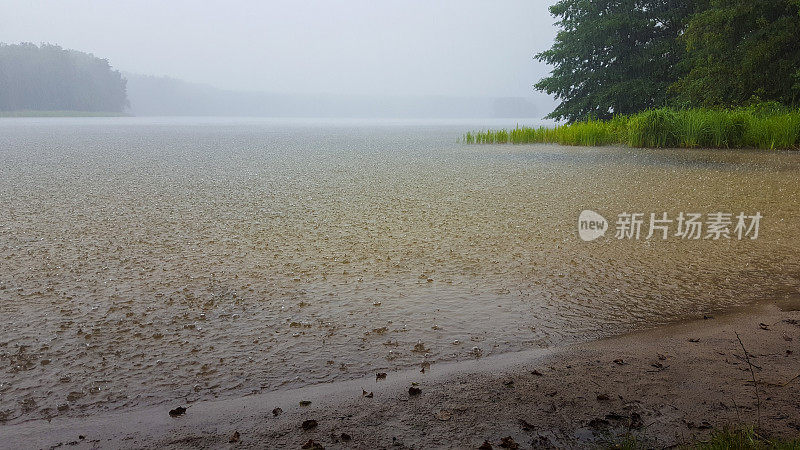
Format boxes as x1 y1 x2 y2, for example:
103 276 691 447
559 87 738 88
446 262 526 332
4 303 800 449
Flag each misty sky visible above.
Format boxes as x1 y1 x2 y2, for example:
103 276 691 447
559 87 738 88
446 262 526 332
1 0 558 98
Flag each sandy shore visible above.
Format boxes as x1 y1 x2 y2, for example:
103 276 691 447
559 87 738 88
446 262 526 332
4 302 799 449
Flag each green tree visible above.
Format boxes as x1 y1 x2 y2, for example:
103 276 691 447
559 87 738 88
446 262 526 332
535 0 698 122
672 0 800 108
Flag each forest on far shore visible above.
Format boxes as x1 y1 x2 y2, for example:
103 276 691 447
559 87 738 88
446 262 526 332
0 43 128 113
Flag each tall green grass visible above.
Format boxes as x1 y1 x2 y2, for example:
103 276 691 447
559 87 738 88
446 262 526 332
464 107 800 150
464 117 628 146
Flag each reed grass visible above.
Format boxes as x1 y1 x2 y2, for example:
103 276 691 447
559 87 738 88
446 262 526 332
465 107 800 150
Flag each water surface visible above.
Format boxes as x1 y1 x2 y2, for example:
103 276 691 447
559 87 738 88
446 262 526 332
1 118 798 423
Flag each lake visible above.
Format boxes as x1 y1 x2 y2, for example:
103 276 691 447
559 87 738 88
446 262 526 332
1 117 798 423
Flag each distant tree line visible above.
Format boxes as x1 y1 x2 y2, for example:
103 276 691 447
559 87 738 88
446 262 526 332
0 43 128 112
536 0 800 122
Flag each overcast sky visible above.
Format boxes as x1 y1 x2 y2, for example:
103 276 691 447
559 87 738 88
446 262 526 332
1 0 558 98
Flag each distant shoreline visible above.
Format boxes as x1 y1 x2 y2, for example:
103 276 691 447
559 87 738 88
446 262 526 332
0 110 130 118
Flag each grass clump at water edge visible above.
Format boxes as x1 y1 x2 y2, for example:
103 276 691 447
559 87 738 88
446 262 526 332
464 106 800 150
464 116 628 147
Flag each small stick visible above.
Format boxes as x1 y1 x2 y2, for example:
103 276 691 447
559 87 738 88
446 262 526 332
732 353 763 370
782 372 800 387
735 332 760 427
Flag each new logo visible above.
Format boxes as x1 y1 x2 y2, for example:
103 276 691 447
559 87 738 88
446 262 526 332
578 210 608 242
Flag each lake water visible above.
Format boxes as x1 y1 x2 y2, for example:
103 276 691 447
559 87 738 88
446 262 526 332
1 117 799 423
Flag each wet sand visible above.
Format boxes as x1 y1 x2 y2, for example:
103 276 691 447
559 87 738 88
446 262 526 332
4 302 799 449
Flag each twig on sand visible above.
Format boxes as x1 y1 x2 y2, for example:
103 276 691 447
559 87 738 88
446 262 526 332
782 371 800 387
735 332 760 427
732 353 762 370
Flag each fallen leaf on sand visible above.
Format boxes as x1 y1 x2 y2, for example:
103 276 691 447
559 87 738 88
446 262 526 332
299 401 312 407
362 389 373 398
435 410 452 421
499 436 519 449
630 412 644 429
302 419 318 431
302 439 324 449
168 406 186 417
412 341 429 353
376 372 387 380
408 386 422 396
588 418 610 428
272 407 283 417
229 431 240 443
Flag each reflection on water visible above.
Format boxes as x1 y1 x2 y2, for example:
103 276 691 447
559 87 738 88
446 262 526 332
0 118 798 423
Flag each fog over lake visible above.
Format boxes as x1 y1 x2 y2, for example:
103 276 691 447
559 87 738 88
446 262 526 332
0 0 560 117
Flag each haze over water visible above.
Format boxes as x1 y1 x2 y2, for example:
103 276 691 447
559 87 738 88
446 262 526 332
1 118 799 423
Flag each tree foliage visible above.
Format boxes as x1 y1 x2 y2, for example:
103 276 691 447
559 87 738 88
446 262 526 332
535 0 697 122
536 0 800 121
672 0 800 108
0 43 128 112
